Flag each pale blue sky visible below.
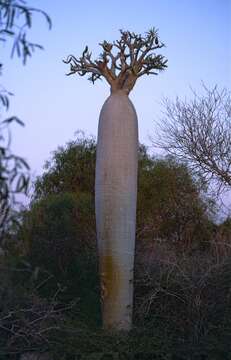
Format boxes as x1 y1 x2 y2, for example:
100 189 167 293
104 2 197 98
1 0 231 184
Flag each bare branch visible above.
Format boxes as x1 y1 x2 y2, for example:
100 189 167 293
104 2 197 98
152 85 231 194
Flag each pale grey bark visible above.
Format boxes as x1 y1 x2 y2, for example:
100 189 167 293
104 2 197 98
64 29 167 330
95 91 138 330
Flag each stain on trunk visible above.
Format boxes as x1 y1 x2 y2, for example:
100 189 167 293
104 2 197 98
100 254 120 301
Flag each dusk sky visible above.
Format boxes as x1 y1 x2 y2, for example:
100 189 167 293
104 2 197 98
2 0 231 189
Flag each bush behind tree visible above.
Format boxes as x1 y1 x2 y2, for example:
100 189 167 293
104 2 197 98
31 133 215 253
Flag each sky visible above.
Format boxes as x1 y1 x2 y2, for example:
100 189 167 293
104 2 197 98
1 0 231 196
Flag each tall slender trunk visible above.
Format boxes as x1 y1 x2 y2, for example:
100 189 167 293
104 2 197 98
95 90 138 330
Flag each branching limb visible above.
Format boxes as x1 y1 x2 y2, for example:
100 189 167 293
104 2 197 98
152 85 231 194
64 28 167 94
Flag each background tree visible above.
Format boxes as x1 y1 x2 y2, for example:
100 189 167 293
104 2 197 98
137 152 214 251
34 133 96 200
31 134 214 256
20 193 96 269
64 28 167 330
152 85 231 194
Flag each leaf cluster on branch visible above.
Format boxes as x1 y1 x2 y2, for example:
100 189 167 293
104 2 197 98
0 116 30 240
0 0 51 64
64 28 167 94
0 1 51 243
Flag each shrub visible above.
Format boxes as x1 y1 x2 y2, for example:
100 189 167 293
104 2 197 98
134 247 231 357
17 192 100 325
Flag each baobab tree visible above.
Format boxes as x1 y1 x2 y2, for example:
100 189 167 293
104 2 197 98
64 29 167 330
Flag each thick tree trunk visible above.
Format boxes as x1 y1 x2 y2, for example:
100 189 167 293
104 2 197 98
95 90 138 331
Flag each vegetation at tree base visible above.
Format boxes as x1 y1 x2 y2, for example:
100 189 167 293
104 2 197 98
0 133 229 358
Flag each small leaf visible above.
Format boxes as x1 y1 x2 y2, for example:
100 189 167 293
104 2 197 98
3 117 25 126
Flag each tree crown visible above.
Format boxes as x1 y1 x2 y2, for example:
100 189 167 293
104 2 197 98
64 28 167 95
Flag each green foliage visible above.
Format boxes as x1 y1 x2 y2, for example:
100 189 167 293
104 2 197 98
34 133 96 200
137 152 214 249
0 117 30 241
21 192 96 271
33 134 213 251
18 192 100 326
0 90 30 243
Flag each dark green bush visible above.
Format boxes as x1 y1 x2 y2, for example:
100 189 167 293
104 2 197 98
137 153 214 250
19 192 96 269
17 192 101 325
32 135 214 253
